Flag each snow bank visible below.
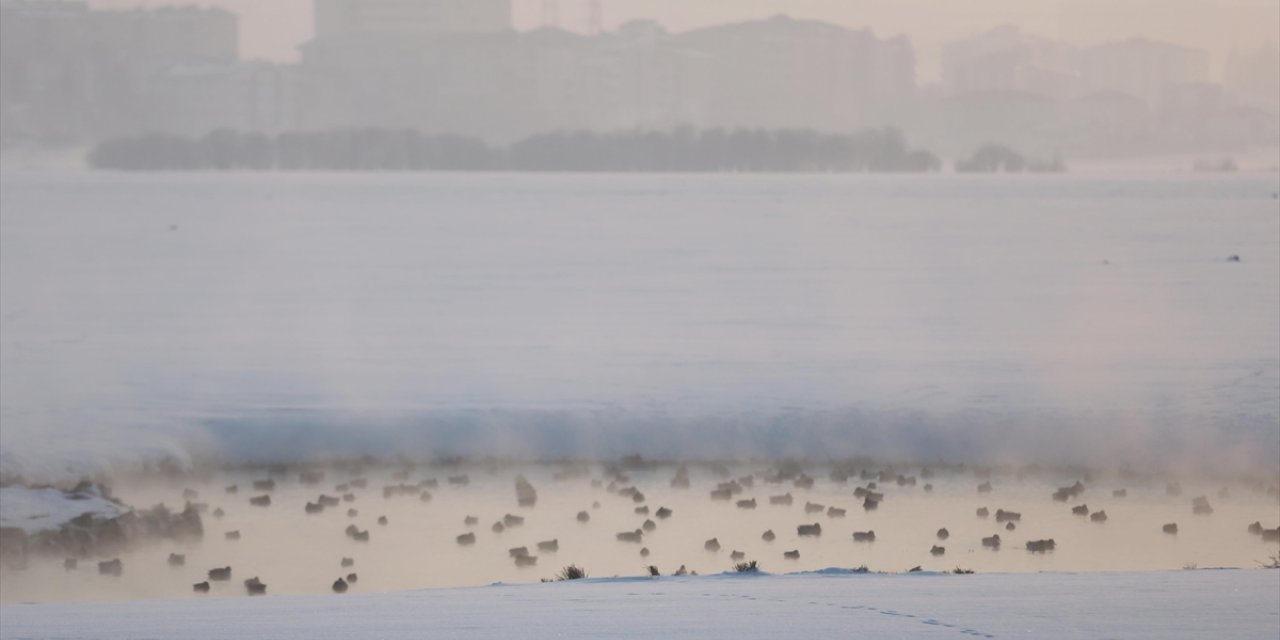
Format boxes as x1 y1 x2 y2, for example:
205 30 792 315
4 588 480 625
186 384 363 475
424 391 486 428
187 404 1279 474
2 569 1276 639
0 485 127 535
0 411 199 485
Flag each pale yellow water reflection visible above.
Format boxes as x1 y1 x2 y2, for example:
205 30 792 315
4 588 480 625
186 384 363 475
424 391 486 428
3 463 1277 603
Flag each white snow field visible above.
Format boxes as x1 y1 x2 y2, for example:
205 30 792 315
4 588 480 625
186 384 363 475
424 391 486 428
2 569 1277 639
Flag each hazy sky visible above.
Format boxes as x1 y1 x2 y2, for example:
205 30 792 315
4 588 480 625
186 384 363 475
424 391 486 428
79 0 1280 81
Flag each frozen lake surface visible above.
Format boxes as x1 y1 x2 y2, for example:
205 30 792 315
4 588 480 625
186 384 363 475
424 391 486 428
1 172 1278 477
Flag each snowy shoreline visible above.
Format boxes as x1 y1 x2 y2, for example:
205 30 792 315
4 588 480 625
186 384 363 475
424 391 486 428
0 485 128 536
3 568 1277 639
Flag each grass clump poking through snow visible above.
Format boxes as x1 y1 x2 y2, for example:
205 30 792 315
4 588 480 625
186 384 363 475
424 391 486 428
647 565 660 577
952 567 975 575
734 561 759 573
556 565 588 581
1259 554 1280 570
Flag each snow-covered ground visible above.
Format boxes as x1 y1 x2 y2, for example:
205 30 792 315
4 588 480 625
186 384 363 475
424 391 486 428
2 569 1277 639
0 486 127 535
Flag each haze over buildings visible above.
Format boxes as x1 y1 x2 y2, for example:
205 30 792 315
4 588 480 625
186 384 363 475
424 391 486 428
79 0 1280 78
314 0 512 38
1 0 1277 159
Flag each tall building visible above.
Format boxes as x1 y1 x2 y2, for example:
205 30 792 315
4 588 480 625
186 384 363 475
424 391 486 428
1078 38 1209 109
669 16 916 132
1 0 239 144
1223 43 1280 111
314 0 511 38
941 26 1079 100
0 0 236 68
295 15 917 141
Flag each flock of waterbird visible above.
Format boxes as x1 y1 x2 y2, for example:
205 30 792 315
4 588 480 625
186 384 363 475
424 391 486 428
76 461 1280 596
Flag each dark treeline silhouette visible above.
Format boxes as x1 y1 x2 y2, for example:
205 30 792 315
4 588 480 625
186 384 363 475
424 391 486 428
506 128 939 172
87 127 941 173
954 144 1067 173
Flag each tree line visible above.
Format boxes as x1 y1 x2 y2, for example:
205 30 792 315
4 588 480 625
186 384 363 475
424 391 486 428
954 144 1066 173
87 127 942 173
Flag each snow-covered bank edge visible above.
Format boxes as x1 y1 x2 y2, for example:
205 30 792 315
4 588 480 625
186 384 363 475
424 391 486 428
0 484 128 535
0 483 202 566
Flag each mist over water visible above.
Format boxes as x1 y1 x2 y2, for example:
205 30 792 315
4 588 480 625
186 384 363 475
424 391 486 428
2 461 1279 603
1 171 1277 479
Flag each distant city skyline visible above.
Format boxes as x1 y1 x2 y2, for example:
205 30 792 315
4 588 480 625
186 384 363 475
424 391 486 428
8 0 1275 155
85 0 1280 81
